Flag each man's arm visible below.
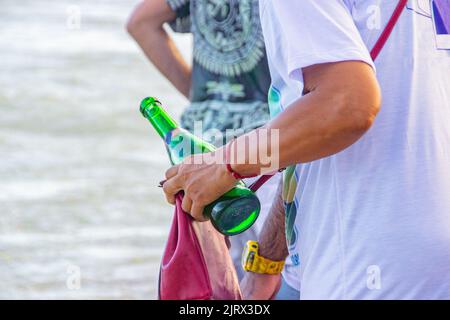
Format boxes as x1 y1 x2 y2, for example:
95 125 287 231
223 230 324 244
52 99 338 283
162 61 382 220
258 178 288 261
126 0 192 98
240 177 288 300
232 61 382 175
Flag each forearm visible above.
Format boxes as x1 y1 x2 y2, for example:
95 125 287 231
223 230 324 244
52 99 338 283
127 2 192 98
258 178 288 261
239 178 286 300
229 61 381 176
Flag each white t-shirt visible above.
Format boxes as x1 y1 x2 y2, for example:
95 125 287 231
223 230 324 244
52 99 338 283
260 0 450 299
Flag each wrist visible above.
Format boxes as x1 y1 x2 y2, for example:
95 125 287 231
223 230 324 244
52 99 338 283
212 148 240 185
225 127 282 177
230 162 261 179
225 139 261 179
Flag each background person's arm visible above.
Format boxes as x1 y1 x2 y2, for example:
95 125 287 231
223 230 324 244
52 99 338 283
127 0 192 98
240 177 288 300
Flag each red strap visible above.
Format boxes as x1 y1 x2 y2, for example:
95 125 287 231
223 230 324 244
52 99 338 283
249 174 273 192
370 0 408 60
249 168 285 192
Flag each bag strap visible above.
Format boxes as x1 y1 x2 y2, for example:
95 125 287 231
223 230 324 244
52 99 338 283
248 169 284 192
249 0 407 192
371 0 408 60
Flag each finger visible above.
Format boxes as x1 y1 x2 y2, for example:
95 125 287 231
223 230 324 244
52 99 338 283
181 195 193 213
165 165 180 180
162 177 183 205
191 203 208 222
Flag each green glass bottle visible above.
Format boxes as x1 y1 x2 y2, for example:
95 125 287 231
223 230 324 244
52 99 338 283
140 97 260 236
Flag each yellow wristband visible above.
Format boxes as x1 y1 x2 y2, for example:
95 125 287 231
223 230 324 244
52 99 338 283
242 241 285 275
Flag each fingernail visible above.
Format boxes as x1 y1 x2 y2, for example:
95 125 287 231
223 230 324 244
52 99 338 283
158 180 166 187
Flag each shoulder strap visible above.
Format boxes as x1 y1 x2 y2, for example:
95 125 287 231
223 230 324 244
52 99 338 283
248 171 280 192
371 0 408 60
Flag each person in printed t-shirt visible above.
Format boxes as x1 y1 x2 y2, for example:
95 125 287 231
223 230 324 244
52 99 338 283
126 0 300 299
161 0 450 299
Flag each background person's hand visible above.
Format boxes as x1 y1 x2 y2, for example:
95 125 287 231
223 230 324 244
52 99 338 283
240 272 282 300
162 151 238 221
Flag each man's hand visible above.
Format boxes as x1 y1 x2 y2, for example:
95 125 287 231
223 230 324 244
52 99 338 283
162 151 238 221
240 273 282 300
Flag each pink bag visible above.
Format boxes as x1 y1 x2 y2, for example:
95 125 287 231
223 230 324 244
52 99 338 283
158 174 278 300
159 193 242 300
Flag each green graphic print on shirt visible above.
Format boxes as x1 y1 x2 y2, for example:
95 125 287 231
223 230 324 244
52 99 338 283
166 0 271 147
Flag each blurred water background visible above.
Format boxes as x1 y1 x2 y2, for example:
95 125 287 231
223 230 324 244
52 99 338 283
0 0 193 299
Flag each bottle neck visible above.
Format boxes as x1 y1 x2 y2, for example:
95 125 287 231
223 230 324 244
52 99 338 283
140 98 178 139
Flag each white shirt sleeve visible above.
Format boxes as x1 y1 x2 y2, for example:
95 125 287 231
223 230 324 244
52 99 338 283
269 0 375 82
